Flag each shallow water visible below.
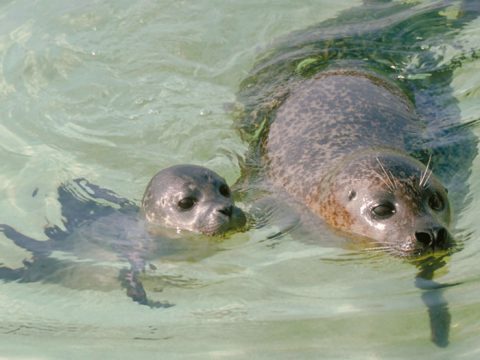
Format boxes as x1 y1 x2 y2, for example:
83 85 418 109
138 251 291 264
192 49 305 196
0 0 480 359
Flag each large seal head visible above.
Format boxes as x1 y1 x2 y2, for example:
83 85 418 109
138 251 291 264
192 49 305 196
312 152 452 256
142 165 246 236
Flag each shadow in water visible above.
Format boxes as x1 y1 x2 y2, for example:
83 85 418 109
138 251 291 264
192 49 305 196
414 255 461 348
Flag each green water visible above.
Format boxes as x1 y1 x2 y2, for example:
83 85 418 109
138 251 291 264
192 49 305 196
1 0 480 358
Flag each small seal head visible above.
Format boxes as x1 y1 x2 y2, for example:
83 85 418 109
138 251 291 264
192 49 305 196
314 152 452 256
142 165 246 236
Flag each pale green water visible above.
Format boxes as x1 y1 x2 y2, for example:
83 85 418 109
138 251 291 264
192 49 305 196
0 0 480 359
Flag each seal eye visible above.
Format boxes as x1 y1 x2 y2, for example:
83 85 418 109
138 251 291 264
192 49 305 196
219 184 230 198
177 197 196 211
371 202 396 220
348 190 357 201
429 193 444 211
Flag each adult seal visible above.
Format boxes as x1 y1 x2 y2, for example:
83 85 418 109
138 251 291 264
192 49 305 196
237 3 479 346
237 1 478 257
266 68 451 256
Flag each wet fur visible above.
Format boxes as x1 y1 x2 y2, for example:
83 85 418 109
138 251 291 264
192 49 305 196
236 0 480 347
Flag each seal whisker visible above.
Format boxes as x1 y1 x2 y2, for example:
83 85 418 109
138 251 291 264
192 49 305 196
422 169 433 190
373 170 390 189
387 169 397 190
375 157 396 192
419 155 433 189
365 246 391 252
377 158 397 191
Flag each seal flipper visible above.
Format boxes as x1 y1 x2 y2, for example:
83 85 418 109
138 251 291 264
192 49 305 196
0 224 54 257
118 267 173 309
0 265 25 281
119 267 149 305
0 225 73 284
118 268 172 308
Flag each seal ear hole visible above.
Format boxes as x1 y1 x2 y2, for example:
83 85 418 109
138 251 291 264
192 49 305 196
371 202 396 220
219 184 231 198
348 190 357 201
428 192 445 211
177 197 196 211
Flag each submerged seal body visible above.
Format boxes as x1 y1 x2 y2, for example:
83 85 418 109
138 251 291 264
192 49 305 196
265 69 451 255
0 165 246 307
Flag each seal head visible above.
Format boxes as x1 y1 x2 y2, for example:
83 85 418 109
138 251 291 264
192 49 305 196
142 165 246 236
313 152 452 256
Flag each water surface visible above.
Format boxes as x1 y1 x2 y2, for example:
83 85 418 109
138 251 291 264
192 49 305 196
1 1 480 359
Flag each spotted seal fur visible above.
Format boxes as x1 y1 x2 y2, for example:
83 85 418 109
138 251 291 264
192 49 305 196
236 1 480 257
264 68 451 255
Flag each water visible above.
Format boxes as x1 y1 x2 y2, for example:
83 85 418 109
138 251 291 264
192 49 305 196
0 0 479 358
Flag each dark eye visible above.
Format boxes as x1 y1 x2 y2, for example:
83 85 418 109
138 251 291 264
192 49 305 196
429 193 445 211
219 184 230 197
177 197 196 211
348 190 357 201
371 202 396 220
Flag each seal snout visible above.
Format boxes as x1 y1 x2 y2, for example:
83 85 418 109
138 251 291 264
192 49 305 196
415 226 450 251
218 205 233 218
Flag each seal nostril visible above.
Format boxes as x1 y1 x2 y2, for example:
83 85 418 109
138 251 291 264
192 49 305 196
218 205 233 217
416 228 450 250
415 231 433 246
435 227 448 247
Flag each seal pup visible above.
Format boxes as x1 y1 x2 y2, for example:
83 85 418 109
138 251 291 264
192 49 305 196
0 165 246 307
142 164 246 236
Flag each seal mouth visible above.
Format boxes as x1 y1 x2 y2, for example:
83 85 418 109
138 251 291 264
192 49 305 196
199 206 248 236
